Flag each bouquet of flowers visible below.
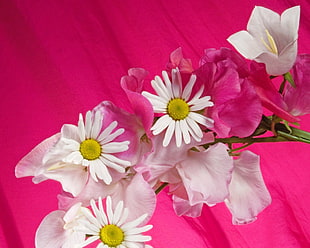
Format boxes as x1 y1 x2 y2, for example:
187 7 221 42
15 5 310 248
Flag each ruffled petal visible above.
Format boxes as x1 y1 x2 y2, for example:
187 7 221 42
15 133 60 179
225 150 272 225
177 143 233 206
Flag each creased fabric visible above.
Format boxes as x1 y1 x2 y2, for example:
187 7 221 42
1 0 310 247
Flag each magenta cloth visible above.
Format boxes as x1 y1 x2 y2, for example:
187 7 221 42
1 0 310 247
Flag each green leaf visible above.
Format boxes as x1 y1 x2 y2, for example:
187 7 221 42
284 72 296 88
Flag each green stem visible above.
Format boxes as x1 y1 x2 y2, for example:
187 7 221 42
155 182 169 194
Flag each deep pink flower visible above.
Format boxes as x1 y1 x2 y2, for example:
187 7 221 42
197 48 263 137
284 54 310 116
249 62 300 123
120 68 154 136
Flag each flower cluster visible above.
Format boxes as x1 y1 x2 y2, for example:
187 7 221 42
15 6 310 247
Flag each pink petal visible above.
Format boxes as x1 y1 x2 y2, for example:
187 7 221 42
120 68 154 136
44 163 89 197
58 177 116 210
217 78 262 137
112 174 156 223
94 101 151 165
177 143 233 206
166 47 194 73
172 195 203 217
284 54 310 116
249 62 300 123
15 133 60 178
225 150 272 225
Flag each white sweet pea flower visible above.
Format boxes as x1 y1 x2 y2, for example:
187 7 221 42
227 6 300 75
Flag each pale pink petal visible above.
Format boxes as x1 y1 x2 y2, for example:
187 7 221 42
172 195 203 217
58 178 117 211
44 163 89 197
111 173 156 223
225 150 272 225
15 133 60 178
177 143 233 206
35 210 67 248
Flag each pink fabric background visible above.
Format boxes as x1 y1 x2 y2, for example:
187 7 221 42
1 0 310 247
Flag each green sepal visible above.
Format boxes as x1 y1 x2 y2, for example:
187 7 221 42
284 72 296 88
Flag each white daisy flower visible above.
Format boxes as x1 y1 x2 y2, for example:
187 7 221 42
76 196 153 248
142 69 214 147
50 110 131 185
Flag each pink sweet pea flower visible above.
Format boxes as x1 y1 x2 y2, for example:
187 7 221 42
166 47 194 73
35 203 86 248
173 143 234 216
225 150 272 224
284 54 310 116
228 6 300 76
249 62 299 123
197 47 262 138
249 57 310 123
58 173 156 224
15 101 147 197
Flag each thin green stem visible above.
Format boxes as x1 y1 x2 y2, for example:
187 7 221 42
155 182 169 194
229 142 254 152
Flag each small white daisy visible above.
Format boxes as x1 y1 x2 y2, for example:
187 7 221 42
52 110 131 184
76 196 153 248
142 69 214 147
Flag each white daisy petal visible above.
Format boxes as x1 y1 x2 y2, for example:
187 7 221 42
97 121 118 141
180 119 191 144
125 235 152 242
76 236 100 247
186 117 203 141
112 200 124 224
175 121 182 147
151 115 173 135
121 214 147 231
102 154 131 167
189 112 214 128
171 69 182 97
163 121 176 147
100 156 126 173
85 111 92 138
77 113 86 142
116 207 129 226
125 225 153 235
162 70 173 96
182 74 196 101
106 196 114 224
77 197 152 248
102 141 129 153
91 110 103 139
99 128 125 144
141 91 167 109
152 77 170 100
142 70 214 147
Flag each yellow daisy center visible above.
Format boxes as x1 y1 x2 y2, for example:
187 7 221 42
167 98 190 120
79 139 102 160
100 224 124 247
